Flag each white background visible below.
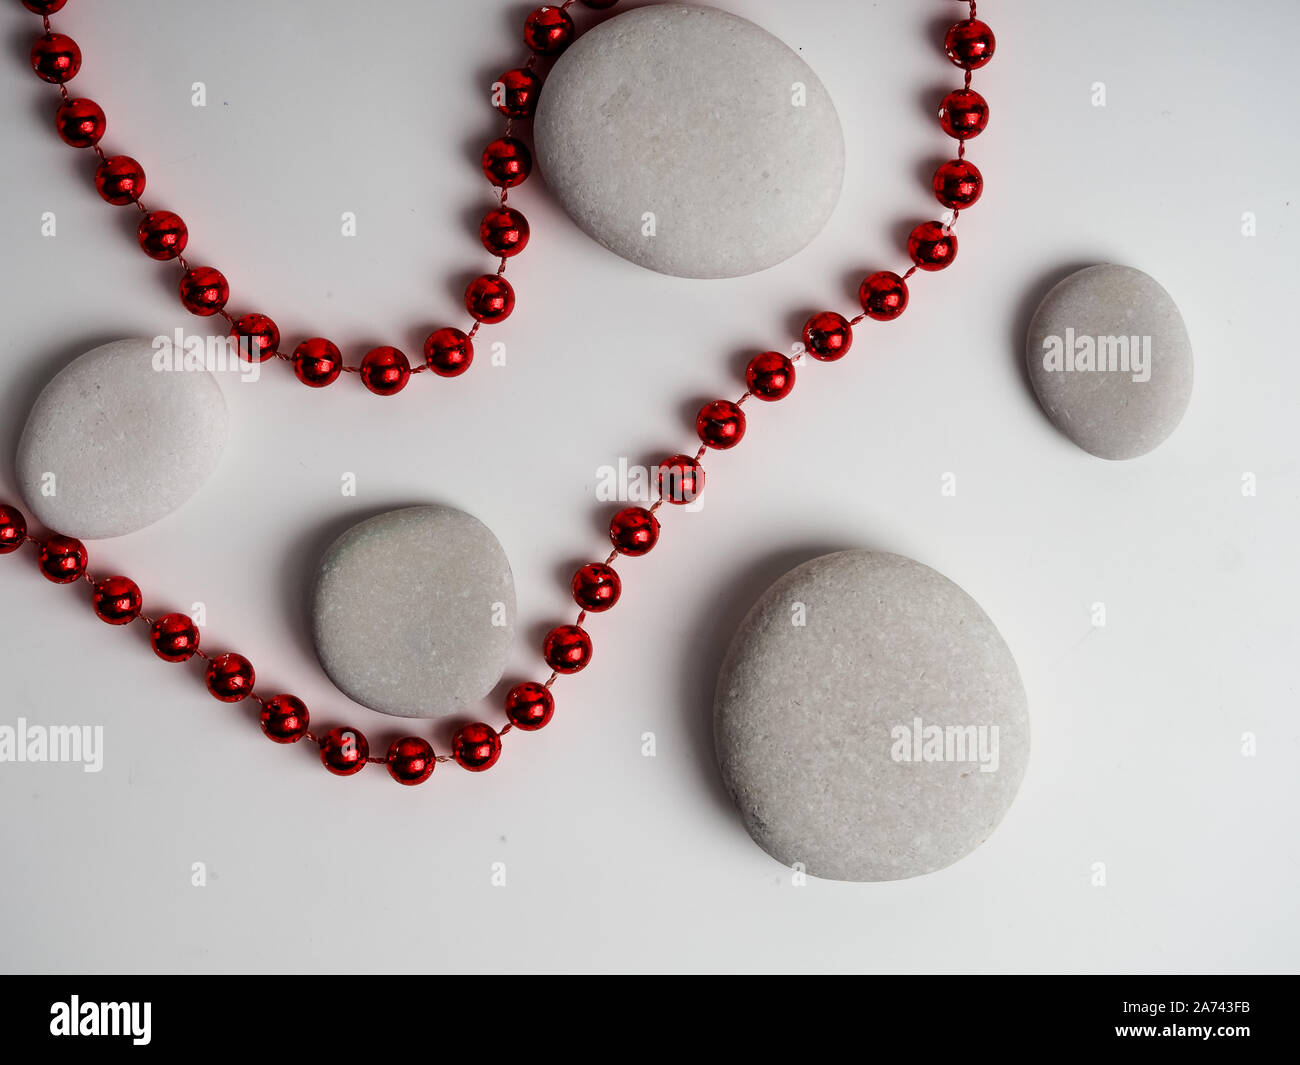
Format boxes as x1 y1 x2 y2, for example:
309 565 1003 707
1 0 1296 974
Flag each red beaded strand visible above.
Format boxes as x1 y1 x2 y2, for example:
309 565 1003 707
18 0 596 394
4 0 993 785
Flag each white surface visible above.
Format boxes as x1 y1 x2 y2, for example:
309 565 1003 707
0 0 1296 974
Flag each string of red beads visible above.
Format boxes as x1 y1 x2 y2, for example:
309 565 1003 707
19 0 610 395
6 0 994 785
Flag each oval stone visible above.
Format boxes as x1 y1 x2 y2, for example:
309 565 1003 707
17 337 228 539
714 550 1029 882
534 3 845 279
1026 264 1194 460
311 505 516 718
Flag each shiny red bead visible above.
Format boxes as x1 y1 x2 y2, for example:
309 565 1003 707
292 337 343 387
205 652 255 702
423 327 474 377
23 1 68 14
0 504 27 554
543 624 592 674
179 266 229 316
907 221 958 272
524 6 574 55
933 158 984 210
745 351 795 401
859 271 909 321
696 399 746 450
505 682 554 732
260 694 309 744
137 210 188 261
37 535 86 584
610 506 659 557
482 137 532 188
938 88 989 140
150 612 200 663
945 19 996 70
452 722 501 771
92 575 141 624
387 736 436 785
54 97 105 148
94 155 145 206
573 562 621 612
494 68 543 119
465 274 515 323
231 313 279 362
479 207 530 258
802 311 854 362
360 346 411 396
657 454 704 505
320 726 369 776
30 33 80 84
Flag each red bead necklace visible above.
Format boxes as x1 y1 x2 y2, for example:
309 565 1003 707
7 0 996 785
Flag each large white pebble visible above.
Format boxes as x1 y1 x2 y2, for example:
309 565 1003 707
534 3 845 279
311 505 516 718
714 551 1029 882
17 337 228 539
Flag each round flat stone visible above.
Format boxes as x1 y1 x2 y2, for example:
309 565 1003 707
16 337 228 539
714 550 1029 882
1026 264 1194 459
311 505 516 718
534 3 844 279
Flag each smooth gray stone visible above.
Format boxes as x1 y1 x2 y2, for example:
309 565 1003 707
1026 264 1194 460
16 337 228 539
311 505 515 718
534 3 844 279
714 550 1029 882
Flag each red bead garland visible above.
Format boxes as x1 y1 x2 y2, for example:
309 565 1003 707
30 32 79 84
543 624 593 674
423 327 474 377
657 454 704 505
205 652 256 702
94 155 144 206
803 312 854 362
92 575 141 625
945 18 996 70
696 400 746 450
37 534 86 584
137 210 188 260
524 6 574 56
452 723 501 771
859 271 910 321
939 88 989 140
179 266 229 316
505 682 555 731
387 736 436 785
479 207 530 258
572 562 621 612
745 352 796 401
54 97 104 147
933 159 983 209
292 337 343 388
150 612 200 663
232 313 279 363
360 346 412 396
260 695 310 744
0 504 27 553
465 274 515 323
907 222 958 272
6 1 995 788
320 726 369 776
